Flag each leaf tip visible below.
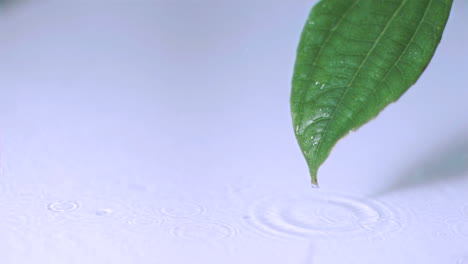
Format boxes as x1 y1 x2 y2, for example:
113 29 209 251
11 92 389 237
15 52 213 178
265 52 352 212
310 170 319 188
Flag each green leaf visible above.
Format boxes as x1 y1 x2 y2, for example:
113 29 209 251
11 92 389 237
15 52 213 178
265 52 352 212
291 0 453 186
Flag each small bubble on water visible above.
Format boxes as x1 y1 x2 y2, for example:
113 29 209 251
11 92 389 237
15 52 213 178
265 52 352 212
96 208 113 216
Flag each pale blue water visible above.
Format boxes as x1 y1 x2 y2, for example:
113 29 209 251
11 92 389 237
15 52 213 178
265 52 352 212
1 0 467 263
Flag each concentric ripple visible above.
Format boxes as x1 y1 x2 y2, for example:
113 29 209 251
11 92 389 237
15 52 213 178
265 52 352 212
169 221 235 241
159 201 206 218
47 201 80 212
246 192 406 240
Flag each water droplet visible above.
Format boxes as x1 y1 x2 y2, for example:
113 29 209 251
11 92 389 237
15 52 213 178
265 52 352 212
87 198 130 220
160 202 205 218
314 81 319 85
47 201 79 212
310 182 319 188
296 119 315 135
320 84 325 90
170 221 235 241
68 195 132 223
295 125 300 134
246 192 406 240
308 21 315 25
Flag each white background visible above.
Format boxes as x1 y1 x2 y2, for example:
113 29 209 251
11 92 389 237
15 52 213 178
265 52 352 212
0 0 467 263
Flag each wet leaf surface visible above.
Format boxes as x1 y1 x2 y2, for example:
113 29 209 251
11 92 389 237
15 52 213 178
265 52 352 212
291 0 453 185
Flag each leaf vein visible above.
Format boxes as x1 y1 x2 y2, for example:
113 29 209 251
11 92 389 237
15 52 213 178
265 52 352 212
312 0 410 167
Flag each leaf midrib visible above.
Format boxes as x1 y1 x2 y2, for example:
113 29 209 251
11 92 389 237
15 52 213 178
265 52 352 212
312 0 410 166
